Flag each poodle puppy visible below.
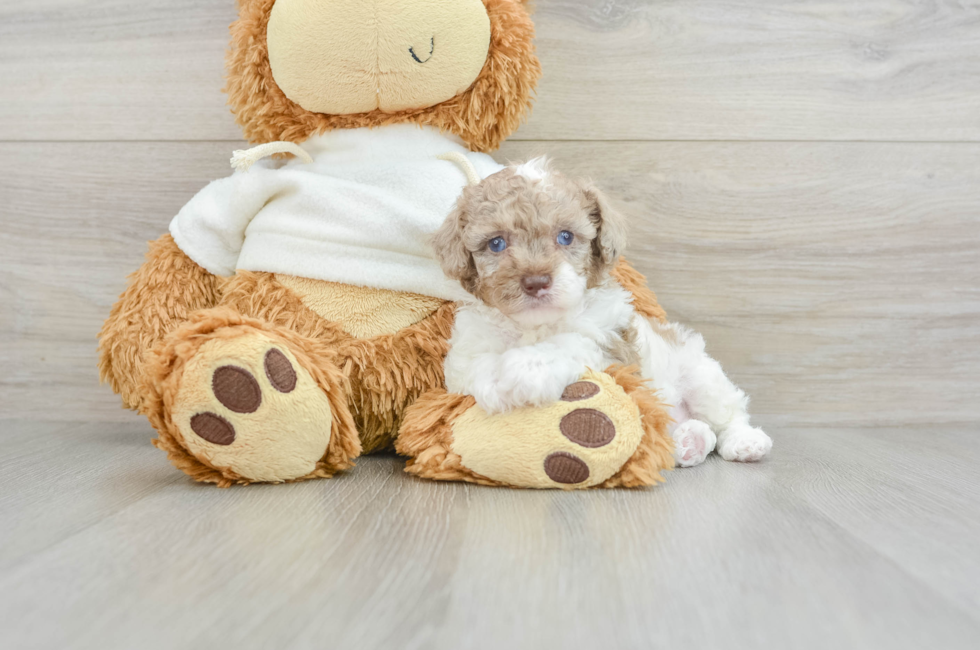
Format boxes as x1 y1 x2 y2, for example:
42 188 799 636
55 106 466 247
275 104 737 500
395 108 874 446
431 158 772 466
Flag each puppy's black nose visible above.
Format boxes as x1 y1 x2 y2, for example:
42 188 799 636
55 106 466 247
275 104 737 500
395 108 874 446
521 275 553 295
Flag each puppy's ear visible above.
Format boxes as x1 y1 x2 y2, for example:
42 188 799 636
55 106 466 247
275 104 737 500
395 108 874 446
431 197 479 293
583 184 629 282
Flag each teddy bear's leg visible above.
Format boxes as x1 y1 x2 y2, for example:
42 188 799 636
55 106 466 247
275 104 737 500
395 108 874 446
142 307 360 486
99 234 222 412
396 367 674 489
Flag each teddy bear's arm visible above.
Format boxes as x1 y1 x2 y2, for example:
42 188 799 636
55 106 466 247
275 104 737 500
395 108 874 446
169 168 285 277
98 234 221 411
612 258 668 323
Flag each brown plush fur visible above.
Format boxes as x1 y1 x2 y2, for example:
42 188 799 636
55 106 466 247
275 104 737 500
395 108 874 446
396 365 674 488
396 391 504 487
226 0 541 152
219 272 455 453
611 258 668 324
142 307 362 487
219 265 661 455
598 365 675 488
98 234 222 411
97 235 666 485
97 0 671 485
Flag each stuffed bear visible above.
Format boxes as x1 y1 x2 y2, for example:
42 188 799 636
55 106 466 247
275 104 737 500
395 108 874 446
98 0 675 489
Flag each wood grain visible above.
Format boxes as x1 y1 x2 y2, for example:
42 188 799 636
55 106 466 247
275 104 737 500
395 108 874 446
2 140 977 426
1 420 978 650
2 0 979 142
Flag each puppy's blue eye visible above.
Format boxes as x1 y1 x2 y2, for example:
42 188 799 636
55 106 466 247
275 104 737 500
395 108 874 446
488 237 508 253
557 231 574 246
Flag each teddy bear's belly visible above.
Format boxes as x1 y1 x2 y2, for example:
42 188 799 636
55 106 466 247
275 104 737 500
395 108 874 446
275 274 446 338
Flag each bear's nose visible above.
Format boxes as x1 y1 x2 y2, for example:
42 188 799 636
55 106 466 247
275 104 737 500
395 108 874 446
521 275 553 296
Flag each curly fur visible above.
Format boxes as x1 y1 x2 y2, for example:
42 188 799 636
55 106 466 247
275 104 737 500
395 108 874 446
433 161 642 414
226 0 541 152
431 160 629 313
428 160 769 468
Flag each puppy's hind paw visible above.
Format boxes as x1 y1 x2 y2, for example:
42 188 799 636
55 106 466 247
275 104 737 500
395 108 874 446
672 419 716 468
717 425 772 463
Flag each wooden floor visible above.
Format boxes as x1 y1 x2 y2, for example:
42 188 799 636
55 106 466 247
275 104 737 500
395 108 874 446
1 419 979 649
2 1 979 648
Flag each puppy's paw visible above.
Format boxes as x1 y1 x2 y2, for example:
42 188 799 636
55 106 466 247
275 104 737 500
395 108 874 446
496 349 571 408
717 424 772 463
672 419 716 468
468 377 516 416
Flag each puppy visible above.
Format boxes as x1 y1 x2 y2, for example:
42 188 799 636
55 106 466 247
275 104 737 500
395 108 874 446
432 158 772 466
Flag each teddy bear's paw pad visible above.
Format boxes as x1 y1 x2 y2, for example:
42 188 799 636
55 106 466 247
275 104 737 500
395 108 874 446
559 408 617 448
450 371 644 489
264 349 298 393
560 381 601 402
671 419 716 468
717 425 772 463
543 451 591 484
190 412 237 446
211 365 262 413
172 336 333 483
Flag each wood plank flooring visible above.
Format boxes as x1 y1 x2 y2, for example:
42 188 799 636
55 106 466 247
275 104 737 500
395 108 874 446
1 420 978 650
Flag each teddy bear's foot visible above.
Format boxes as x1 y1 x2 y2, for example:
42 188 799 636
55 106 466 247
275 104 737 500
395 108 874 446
717 423 772 463
671 419 717 468
144 309 360 486
171 339 335 483
397 367 674 490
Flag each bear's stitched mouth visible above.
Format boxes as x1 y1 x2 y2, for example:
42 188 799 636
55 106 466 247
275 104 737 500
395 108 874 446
409 37 435 64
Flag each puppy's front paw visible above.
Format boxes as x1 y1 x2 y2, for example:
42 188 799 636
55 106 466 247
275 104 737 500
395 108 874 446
468 378 515 416
496 349 571 409
717 425 772 462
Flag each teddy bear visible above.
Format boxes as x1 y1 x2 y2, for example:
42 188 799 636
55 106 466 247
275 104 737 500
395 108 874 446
98 0 675 489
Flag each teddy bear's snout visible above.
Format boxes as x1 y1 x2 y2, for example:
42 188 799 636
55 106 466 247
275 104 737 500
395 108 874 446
267 0 490 115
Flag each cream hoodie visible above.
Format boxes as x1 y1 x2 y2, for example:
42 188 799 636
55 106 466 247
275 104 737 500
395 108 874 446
170 124 503 301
